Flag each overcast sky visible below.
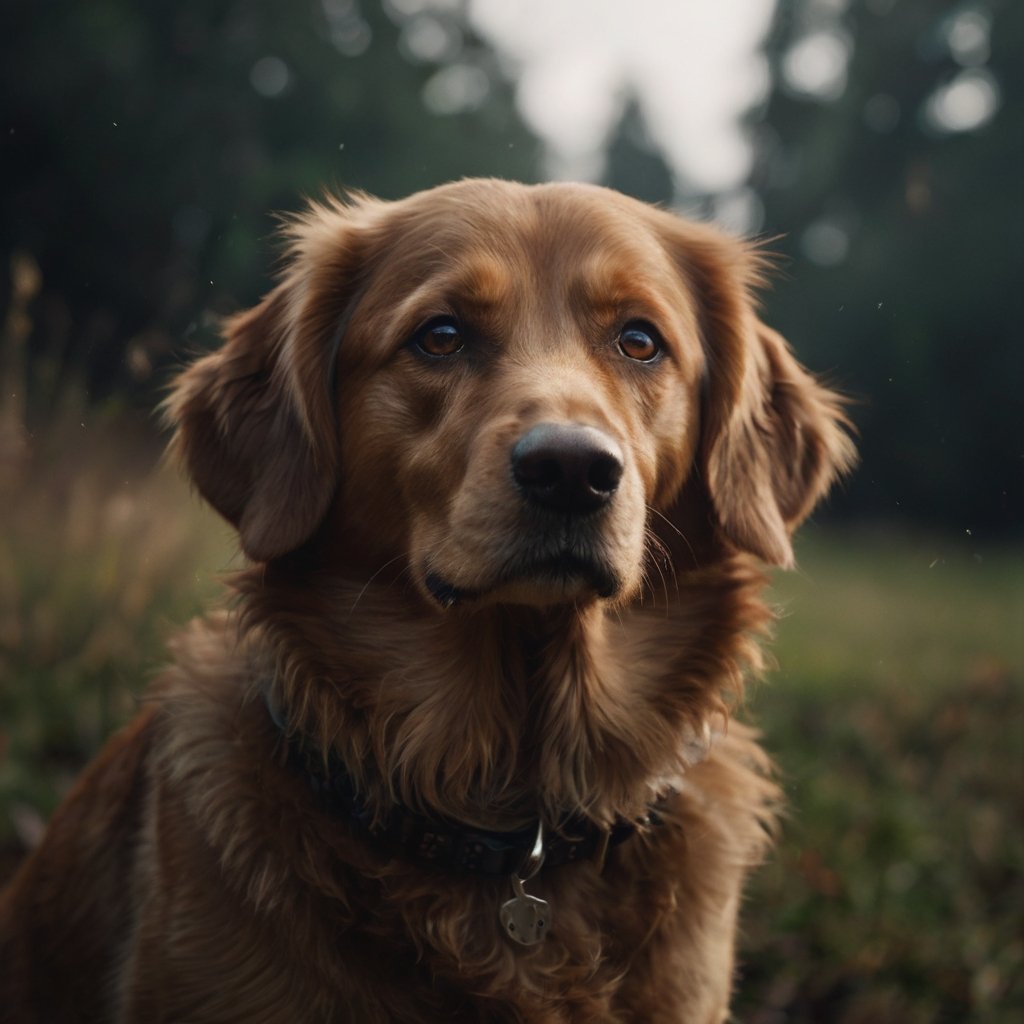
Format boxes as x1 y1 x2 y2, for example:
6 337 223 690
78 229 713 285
468 0 778 192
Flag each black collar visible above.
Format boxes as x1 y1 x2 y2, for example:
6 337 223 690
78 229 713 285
267 695 657 877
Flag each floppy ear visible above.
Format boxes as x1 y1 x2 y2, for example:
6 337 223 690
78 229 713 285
666 223 856 567
165 195 378 561
164 281 341 562
704 319 856 566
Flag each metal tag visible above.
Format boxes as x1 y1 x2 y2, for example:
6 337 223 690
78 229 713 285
499 875 551 946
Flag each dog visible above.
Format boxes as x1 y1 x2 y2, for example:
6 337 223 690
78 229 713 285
0 179 854 1022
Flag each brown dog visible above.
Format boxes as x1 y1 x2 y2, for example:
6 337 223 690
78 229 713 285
0 180 854 1022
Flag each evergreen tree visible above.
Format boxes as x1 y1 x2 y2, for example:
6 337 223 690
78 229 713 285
754 0 1022 533
1 0 539 402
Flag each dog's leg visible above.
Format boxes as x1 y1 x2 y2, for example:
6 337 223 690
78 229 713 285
0 710 155 1022
610 731 777 1022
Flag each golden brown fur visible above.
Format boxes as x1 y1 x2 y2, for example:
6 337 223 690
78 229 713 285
0 180 854 1022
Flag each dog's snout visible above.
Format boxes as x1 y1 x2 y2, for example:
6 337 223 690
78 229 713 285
511 423 624 516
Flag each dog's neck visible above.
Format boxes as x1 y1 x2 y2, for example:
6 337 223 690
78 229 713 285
235 555 768 830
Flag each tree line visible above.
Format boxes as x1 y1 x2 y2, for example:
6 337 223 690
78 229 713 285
2 0 1019 534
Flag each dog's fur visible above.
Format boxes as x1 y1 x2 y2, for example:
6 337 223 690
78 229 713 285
0 180 854 1022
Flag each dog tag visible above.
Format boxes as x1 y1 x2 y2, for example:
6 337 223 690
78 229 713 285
500 874 551 946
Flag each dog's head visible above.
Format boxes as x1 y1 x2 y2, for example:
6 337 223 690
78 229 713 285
168 180 854 609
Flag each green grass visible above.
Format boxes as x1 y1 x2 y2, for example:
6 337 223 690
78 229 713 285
736 531 1023 1023
1 421 1020 1021
768 529 1022 695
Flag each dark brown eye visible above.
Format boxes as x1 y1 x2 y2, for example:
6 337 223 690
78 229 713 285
414 317 463 358
618 323 661 362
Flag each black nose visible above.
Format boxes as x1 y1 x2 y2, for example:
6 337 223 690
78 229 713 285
511 423 624 516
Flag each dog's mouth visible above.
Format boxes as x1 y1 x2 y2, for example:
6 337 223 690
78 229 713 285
425 551 620 610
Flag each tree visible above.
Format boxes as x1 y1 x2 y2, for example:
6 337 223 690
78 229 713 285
603 95 676 207
0 0 539 406
753 0 1022 533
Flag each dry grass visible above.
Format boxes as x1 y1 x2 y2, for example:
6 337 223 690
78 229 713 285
0 392 236 852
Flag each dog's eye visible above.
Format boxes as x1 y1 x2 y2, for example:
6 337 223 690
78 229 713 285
414 317 464 358
618 323 662 363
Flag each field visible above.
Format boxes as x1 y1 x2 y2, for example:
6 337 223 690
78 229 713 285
1 420 1021 1022
737 532 1023 1023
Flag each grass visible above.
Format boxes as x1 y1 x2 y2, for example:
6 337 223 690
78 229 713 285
768 529 1022 695
0 401 236 857
736 531 1023 1023
1 411 1020 1021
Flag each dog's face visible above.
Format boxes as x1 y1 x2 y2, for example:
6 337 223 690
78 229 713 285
331 186 707 609
168 181 853 609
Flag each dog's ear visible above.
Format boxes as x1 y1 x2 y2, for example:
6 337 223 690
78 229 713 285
703 317 856 567
165 201 365 561
660 220 855 566
165 288 332 561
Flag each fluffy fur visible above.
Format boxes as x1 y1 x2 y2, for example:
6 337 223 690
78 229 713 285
0 180 854 1022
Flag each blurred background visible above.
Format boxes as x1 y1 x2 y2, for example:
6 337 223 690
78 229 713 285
1 0 1020 1019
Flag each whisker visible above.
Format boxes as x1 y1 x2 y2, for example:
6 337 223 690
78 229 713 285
646 504 685 539
643 527 677 610
646 505 698 566
347 554 409 615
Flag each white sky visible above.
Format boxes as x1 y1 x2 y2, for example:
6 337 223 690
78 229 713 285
467 0 778 192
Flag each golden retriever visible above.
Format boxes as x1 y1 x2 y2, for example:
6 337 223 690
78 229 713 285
0 179 854 1022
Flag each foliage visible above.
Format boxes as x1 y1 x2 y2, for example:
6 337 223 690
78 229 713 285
736 532 1024 1022
598 0 1023 537
1 0 538 402
751 0 1023 535
0 410 234 861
